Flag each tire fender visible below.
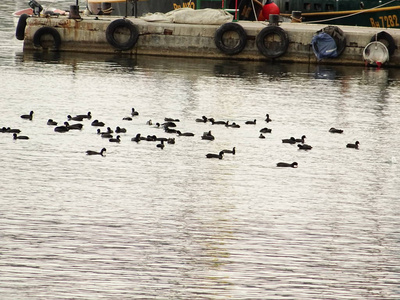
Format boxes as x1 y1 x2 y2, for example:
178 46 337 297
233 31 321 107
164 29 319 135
16 14 30 41
370 31 397 56
33 27 61 50
256 25 289 59
214 22 247 55
106 19 139 51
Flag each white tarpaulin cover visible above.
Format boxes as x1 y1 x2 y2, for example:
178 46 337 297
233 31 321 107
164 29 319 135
141 8 233 24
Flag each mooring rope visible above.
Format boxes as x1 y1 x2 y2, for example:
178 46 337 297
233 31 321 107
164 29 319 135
251 0 258 21
303 0 397 24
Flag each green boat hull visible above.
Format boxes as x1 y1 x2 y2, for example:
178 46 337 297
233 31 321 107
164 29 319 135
276 0 400 28
85 0 400 28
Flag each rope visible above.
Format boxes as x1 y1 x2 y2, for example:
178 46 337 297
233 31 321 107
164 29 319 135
251 0 258 21
290 16 302 23
303 0 397 24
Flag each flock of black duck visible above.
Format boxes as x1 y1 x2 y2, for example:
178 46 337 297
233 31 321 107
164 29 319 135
1 109 360 167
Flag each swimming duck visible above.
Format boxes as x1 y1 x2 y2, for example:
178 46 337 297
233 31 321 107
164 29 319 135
277 162 298 168
164 117 180 122
64 122 83 130
144 135 155 141
209 118 226 125
295 135 306 143
54 125 69 132
165 127 178 134
115 126 127 133
109 135 121 143
259 127 272 133
162 121 177 128
131 133 142 142
91 120 105 126
13 133 29 140
265 114 272 123
123 116 133 121
131 108 139 116
259 133 265 139
47 119 58 126
225 121 240 128
21 111 33 120
97 127 113 135
156 140 165 149
222 147 236 155
96 129 112 138
206 151 224 159
76 112 92 119
196 116 208 123
167 138 175 144
282 137 296 144
67 115 84 121
86 148 106 156
4 127 21 133
143 135 155 141
298 144 312 150
146 119 153 125
201 131 215 140
346 141 360 149
176 130 194 136
329 127 343 134
245 119 256 125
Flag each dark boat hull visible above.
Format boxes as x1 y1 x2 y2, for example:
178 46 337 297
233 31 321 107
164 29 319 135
87 0 400 28
277 0 400 28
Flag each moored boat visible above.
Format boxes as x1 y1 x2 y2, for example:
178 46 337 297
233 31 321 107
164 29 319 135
13 5 66 26
277 0 400 28
13 0 400 27
85 0 400 28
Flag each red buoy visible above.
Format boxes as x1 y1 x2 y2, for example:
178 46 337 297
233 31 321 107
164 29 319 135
262 0 280 20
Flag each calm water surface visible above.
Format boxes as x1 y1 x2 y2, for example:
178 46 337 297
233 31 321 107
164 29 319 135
1 1 400 299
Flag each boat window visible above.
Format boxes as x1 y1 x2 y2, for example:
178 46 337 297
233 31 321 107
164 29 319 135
314 3 322 11
303 3 311 10
325 4 334 11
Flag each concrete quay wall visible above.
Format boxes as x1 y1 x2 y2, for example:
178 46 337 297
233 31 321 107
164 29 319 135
22 16 400 67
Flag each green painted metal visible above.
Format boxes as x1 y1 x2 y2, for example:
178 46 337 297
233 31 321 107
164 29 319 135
84 0 400 27
277 0 400 28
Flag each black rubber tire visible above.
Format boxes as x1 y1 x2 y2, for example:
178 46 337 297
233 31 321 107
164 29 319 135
214 23 247 55
256 26 289 59
33 27 61 50
370 31 397 56
106 19 139 51
16 14 30 40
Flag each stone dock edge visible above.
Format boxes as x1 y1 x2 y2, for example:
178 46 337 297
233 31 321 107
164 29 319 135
21 15 400 67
